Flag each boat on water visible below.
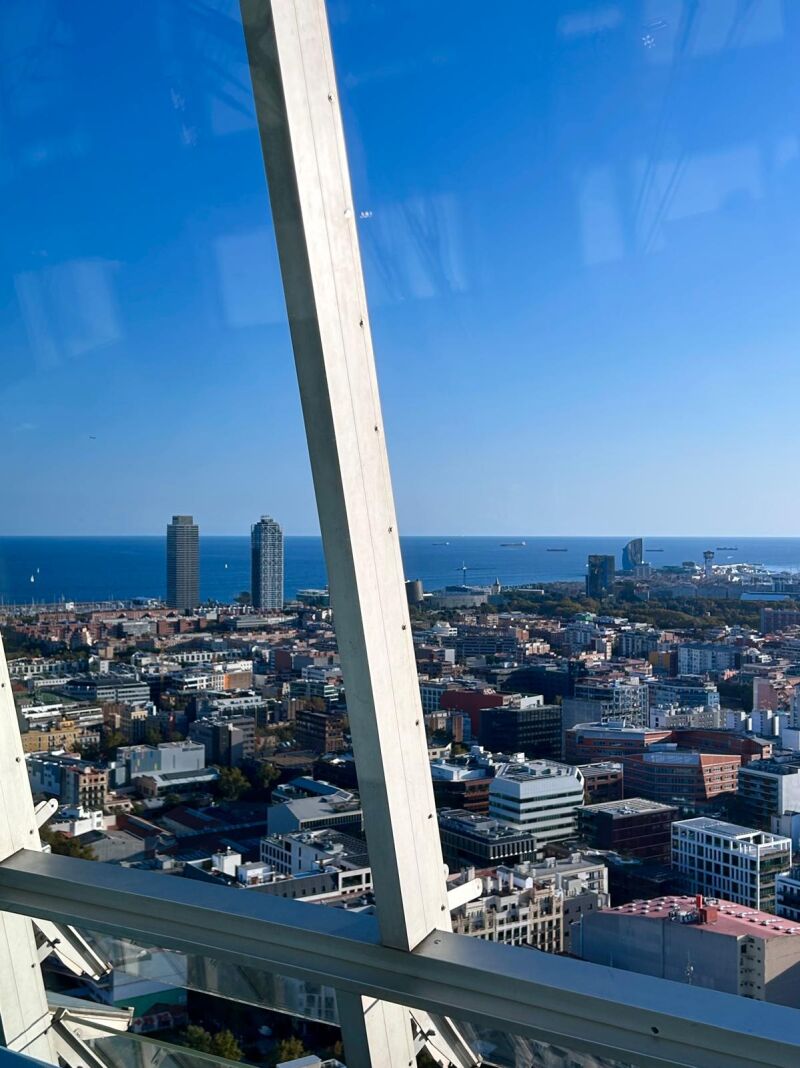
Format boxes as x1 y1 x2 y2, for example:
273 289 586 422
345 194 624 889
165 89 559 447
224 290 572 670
501 541 526 547
546 548 568 552
432 541 450 546
647 548 664 552
716 546 738 551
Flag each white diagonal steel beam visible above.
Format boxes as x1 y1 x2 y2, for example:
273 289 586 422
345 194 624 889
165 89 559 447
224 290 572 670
239 0 450 955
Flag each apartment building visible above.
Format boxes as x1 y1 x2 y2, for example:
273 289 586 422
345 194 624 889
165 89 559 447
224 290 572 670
449 867 563 952
677 644 740 675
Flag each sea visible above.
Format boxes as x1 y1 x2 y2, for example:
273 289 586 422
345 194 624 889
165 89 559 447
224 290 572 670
2 536 800 607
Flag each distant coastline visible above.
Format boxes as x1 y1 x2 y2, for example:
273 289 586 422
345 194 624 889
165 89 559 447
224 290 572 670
2 536 800 607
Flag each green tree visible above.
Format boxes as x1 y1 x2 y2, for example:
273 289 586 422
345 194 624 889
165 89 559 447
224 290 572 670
209 1030 243 1062
240 759 281 799
100 730 126 759
271 1037 307 1065
144 724 166 746
40 827 96 861
216 766 250 801
184 1026 212 1054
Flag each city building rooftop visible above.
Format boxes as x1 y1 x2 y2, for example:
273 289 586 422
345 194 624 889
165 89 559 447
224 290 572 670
437 809 534 841
495 758 578 782
675 817 788 843
606 896 800 939
581 798 676 816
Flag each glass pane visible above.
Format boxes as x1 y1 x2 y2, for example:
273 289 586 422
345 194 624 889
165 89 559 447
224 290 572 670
46 928 340 1028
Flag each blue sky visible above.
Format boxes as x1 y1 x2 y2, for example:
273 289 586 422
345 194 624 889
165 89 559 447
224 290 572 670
1 0 799 536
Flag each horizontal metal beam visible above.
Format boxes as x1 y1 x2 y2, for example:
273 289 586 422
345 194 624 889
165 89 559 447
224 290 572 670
1 850 798 1068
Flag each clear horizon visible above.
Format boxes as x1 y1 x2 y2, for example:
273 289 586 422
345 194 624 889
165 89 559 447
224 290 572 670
2 532 800 540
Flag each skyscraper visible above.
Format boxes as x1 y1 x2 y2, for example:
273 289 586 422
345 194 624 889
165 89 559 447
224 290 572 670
251 515 284 610
586 554 615 597
621 538 643 572
166 515 199 610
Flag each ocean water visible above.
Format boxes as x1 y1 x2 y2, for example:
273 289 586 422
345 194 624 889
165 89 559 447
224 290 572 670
1 536 800 607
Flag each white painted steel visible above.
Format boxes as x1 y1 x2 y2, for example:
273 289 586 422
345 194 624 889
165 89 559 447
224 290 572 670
336 993 415 1068
0 636 55 1063
239 0 450 955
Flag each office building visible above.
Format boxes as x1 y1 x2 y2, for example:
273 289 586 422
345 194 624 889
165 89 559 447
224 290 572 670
565 722 670 763
647 676 720 711
260 828 370 880
478 702 561 759
672 818 792 911
405 579 424 605
578 762 624 803
738 757 800 830
251 515 284 611
188 715 255 766
267 790 363 836
136 766 219 798
775 867 800 922
579 798 677 862
437 809 538 869
430 751 495 814
489 759 584 846
166 515 199 610
621 538 643 572
586 555 615 597
563 676 649 732
295 708 348 754
624 750 740 808
63 675 151 705
113 741 206 787
577 895 800 1007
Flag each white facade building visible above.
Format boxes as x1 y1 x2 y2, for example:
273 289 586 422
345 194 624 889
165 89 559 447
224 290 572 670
489 759 584 847
672 817 792 911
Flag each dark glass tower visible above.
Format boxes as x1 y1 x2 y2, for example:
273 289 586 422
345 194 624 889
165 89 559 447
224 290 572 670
166 515 199 609
586 554 615 597
251 515 284 610
622 538 644 572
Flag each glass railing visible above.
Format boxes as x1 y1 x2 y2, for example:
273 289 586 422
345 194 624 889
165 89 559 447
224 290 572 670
44 929 638 1068
52 928 340 1028
85 1023 255 1068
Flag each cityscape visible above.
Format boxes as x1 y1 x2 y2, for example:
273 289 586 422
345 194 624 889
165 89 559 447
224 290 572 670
5 522 800 1061
3 0 800 1065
